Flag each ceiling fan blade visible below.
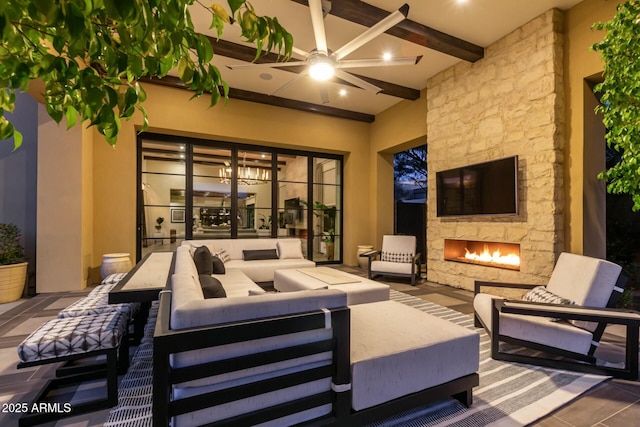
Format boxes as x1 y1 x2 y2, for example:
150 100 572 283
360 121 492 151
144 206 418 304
334 69 382 94
271 69 310 96
337 56 423 69
292 46 311 58
226 61 307 70
333 4 410 61
308 0 329 54
320 85 330 104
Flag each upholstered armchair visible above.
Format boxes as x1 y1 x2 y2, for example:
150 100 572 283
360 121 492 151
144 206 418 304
361 235 421 285
474 252 640 379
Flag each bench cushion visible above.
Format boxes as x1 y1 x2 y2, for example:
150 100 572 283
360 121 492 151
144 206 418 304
18 311 128 363
349 301 479 411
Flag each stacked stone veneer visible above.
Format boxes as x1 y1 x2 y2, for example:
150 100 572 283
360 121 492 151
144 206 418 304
426 9 565 291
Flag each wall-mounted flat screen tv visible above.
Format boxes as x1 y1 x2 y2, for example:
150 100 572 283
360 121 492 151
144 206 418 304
436 156 518 217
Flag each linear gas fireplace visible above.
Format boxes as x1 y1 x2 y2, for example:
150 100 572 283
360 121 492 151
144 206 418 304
444 239 521 271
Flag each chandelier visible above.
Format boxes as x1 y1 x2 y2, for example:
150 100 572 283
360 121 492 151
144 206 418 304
219 152 270 185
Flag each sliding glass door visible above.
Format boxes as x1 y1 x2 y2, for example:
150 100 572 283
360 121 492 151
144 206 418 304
137 133 343 263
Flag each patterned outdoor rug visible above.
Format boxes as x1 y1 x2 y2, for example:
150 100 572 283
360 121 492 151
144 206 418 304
105 291 608 427
370 290 609 427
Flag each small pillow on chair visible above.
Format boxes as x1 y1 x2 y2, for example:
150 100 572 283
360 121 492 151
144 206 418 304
243 249 279 261
380 251 413 263
523 286 574 305
193 246 214 275
277 240 304 259
199 275 226 298
212 255 226 274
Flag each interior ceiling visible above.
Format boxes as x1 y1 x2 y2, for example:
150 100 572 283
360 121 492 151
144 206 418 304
154 0 583 122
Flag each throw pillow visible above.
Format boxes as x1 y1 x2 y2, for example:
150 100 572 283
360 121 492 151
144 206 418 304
380 251 413 263
243 249 279 261
212 255 226 274
199 275 226 298
212 249 231 263
276 240 304 259
193 246 214 275
522 286 574 305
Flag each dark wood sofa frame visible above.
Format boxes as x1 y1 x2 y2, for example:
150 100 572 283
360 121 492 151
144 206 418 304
474 275 640 380
152 289 478 426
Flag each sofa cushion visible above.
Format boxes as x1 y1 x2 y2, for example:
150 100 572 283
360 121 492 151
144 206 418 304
212 255 226 274
350 300 479 411
277 240 304 259
380 251 413 263
214 269 264 298
225 258 316 283
200 275 226 299
243 249 279 261
193 246 214 275
213 249 231 263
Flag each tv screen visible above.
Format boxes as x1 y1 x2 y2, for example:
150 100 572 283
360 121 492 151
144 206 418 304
436 156 518 217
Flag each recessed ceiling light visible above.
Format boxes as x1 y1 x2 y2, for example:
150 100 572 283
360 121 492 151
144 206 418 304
339 89 347 96
259 73 273 80
456 0 468 4
179 145 185 150
383 52 392 61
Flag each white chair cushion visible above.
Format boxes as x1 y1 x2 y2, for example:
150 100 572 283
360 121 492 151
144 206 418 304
546 252 622 332
381 235 416 255
371 260 413 275
546 252 621 307
473 293 594 355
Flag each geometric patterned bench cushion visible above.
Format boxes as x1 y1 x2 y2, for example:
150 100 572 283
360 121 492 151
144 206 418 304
57 293 139 319
17 311 128 363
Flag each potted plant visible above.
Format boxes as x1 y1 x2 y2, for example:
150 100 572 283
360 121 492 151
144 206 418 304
313 202 337 260
0 223 28 303
155 217 165 232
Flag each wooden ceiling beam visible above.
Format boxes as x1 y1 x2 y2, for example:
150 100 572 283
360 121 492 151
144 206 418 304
291 0 484 63
208 37 420 100
140 75 375 123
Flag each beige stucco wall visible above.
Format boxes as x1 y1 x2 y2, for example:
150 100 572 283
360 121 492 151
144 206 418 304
369 90 428 247
37 106 86 292
92 83 372 272
564 0 623 254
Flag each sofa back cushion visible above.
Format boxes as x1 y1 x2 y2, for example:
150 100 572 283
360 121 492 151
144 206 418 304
182 239 304 261
170 286 347 330
175 246 199 278
277 240 304 259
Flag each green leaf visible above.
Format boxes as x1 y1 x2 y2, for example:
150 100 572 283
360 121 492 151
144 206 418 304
65 105 79 129
228 0 246 17
13 130 23 150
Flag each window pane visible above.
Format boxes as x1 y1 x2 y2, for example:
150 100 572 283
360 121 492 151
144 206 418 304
193 146 232 240
238 151 272 238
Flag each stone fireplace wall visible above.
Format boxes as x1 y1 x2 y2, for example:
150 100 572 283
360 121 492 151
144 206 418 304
426 9 565 290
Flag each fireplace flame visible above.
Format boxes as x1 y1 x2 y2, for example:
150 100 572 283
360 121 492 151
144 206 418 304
465 245 520 267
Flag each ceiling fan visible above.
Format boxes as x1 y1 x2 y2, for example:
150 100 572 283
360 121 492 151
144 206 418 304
227 0 422 104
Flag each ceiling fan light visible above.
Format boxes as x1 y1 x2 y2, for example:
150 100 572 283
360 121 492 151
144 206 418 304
309 62 335 81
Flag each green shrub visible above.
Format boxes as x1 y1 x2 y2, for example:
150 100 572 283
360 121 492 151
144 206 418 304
0 224 26 265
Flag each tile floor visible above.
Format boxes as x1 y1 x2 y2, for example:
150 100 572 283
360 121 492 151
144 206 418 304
0 266 638 426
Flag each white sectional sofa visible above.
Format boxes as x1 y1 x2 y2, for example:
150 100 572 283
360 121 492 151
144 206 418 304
180 238 315 283
152 242 480 426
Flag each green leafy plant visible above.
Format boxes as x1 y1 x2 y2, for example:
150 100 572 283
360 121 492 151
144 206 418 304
0 223 26 265
593 1 640 211
313 201 336 243
0 1 292 149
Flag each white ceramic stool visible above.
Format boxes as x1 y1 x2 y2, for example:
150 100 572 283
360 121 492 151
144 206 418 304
101 253 132 279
